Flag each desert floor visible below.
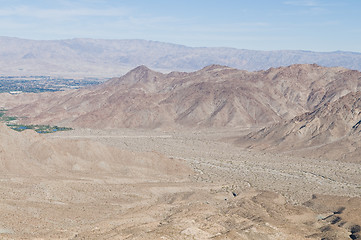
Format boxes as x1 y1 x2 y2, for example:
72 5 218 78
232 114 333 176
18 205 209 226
1 127 360 239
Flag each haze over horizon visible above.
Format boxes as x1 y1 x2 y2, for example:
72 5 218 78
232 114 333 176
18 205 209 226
0 0 360 52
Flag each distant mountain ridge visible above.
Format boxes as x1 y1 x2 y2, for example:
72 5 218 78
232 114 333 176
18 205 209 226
1 36 361 77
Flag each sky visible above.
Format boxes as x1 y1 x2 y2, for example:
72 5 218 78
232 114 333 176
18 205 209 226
0 0 360 52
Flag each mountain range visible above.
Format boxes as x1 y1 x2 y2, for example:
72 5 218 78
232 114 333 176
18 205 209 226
1 36 361 77
3 64 360 129
3 63 361 161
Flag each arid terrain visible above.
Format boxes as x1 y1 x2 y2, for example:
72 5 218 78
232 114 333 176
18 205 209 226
0 64 361 239
0 125 360 239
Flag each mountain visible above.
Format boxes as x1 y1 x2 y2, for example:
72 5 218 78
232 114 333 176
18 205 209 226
242 91 361 162
4 64 361 129
1 36 361 77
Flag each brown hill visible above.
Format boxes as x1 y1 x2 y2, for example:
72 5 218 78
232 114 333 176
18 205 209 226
0 123 190 178
242 91 361 162
3 64 361 129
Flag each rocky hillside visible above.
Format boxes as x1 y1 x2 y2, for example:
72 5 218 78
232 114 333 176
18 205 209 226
4 64 361 129
243 91 361 162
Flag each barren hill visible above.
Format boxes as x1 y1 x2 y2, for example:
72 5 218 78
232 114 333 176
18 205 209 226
242 91 361 162
0 122 190 178
4 64 361 129
1 36 361 77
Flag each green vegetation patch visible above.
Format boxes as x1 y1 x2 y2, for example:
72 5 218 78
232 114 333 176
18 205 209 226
7 124 73 133
0 108 72 134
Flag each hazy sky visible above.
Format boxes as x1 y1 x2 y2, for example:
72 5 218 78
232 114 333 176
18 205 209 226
0 0 360 52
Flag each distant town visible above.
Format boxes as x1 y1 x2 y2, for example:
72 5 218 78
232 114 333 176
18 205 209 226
0 76 105 93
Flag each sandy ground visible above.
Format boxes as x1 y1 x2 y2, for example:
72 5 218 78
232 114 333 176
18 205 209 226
51 127 361 203
0 127 360 239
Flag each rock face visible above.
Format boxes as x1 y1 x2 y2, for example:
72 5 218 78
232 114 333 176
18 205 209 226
5 64 361 129
1 36 361 77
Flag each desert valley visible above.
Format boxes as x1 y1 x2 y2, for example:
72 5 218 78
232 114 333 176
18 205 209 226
0 58 361 240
